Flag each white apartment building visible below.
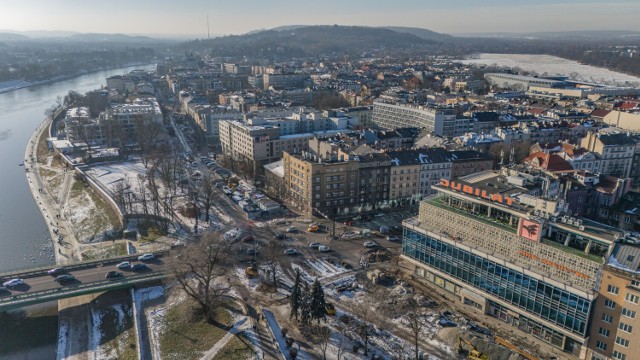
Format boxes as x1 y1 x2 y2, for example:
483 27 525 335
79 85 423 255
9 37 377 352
372 101 456 137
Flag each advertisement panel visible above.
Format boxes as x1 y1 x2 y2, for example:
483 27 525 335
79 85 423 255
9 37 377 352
519 219 540 241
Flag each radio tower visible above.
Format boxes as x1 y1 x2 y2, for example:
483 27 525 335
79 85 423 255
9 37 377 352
207 15 210 40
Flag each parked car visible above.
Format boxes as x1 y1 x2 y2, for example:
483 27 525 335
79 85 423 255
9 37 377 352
286 226 296 233
386 235 400 242
309 242 321 249
54 275 76 283
105 271 123 280
363 241 378 248
318 245 330 252
307 225 319 233
3 279 24 288
283 249 297 255
116 261 131 270
130 264 148 272
138 253 155 261
274 233 287 240
47 267 67 276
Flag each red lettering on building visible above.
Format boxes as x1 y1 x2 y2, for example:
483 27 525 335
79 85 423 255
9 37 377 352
438 178 516 206
517 250 590 279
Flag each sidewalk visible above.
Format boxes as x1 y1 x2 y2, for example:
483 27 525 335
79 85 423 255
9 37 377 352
24 118 81 265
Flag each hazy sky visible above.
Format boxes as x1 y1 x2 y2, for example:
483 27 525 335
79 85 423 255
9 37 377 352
2 0 639 37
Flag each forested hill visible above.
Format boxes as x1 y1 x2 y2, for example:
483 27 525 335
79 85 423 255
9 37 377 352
183 25 439 57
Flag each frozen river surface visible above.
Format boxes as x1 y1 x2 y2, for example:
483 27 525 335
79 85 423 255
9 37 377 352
460 53 640 86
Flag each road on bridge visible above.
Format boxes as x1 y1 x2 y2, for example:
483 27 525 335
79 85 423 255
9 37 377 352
0 255 167 303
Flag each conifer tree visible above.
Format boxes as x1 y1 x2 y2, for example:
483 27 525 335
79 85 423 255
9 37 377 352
310 279 328 325
290 269 302 320
300 282 312 326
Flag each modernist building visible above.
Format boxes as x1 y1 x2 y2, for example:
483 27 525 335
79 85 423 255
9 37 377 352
402 170 623 357
588 242 640 360
484 73 566 90
372 101 457 137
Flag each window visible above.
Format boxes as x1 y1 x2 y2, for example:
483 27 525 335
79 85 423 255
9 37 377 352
600 209 609 216
605 299 617 309
632 280 640 287
608 285 620 295
612 351 626 360
625 293 639 304
615 336 629 347
625 216 631 224
602 313 613 323
596 340 607 351
621 307 636 319
618 322 633 333
598 327 610 337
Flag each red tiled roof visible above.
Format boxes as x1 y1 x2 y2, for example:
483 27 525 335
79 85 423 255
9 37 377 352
523 152 574 172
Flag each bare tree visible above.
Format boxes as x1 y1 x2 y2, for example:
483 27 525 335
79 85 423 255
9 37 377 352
199 173 217 223
169 232 230 322
404 300 427 360
353 296 377 356
135 114 164 168
310 325 332 360
263 239 284 289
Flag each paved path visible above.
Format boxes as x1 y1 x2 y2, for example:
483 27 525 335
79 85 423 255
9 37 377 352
200 317 249 360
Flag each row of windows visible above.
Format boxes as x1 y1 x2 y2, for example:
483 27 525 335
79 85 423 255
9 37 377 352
403 229 591 336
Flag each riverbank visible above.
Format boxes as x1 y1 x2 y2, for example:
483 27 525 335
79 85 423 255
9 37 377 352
23 117 81 265
0 61 156 95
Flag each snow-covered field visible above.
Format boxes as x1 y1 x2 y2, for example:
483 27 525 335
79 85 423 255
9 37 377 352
66 179 118 243
460 53 640 86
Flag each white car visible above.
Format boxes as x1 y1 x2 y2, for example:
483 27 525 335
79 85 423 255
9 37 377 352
3 278 25 288
363 241 378 248
286 226 297 233
138 253 155 261
284 248 297 255
116 261 131 269
386 235 400 242
318 245 330 252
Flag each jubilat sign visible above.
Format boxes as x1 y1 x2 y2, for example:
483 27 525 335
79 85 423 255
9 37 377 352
438 179 516 206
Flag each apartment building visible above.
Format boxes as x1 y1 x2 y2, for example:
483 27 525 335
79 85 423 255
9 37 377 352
581 132 635 178
219 120 311 173
402 170 623 357
372 101 457 137
450 150 495 179
283 150 360 217
588 243 640 360
64 107 103 145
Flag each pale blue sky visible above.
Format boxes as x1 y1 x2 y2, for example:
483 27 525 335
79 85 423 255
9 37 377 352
1 0 639 37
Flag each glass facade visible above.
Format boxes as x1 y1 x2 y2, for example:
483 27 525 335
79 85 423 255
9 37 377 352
403 227 593 337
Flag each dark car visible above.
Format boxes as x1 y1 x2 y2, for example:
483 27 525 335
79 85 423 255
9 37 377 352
274 233 287 240
105 271 123 280
48 267 67 276
130 264 148 272
54 275 76 283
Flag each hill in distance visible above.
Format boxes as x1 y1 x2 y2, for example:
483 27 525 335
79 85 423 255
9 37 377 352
192 25 443 57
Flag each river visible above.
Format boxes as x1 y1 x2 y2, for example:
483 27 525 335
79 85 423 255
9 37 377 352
0 64 155 273
460 53 640 86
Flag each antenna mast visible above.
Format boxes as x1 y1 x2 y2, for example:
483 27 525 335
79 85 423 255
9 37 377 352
207 15 210 39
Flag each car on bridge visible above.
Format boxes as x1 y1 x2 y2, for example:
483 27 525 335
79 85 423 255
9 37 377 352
130 264 148 272
54 275 76 283
3 279 25 288
105 271 124 280
138 253 155 261
47 267 67 276
116 261 131 270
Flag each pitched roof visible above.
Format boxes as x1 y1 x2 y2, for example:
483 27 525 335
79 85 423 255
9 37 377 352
523 152 574 171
